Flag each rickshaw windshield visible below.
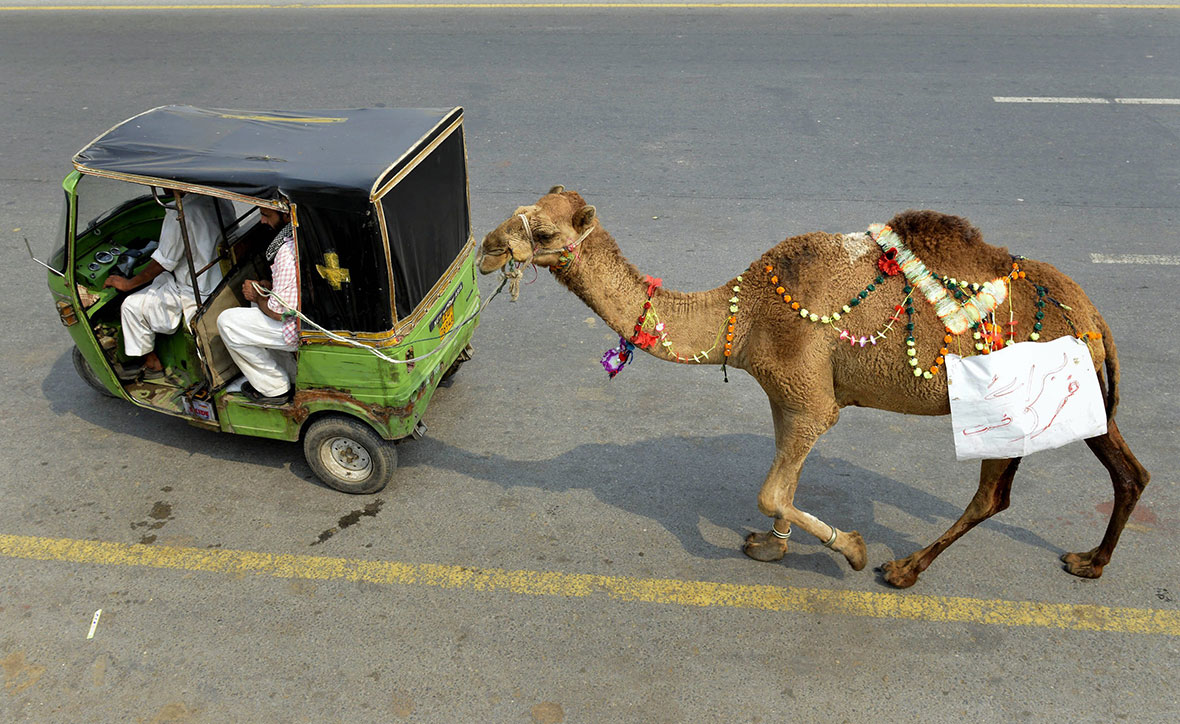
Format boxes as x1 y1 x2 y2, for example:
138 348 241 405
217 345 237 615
49 190 70 274
75 175 155 237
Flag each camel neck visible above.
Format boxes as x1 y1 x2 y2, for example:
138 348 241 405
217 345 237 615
553 229 739 365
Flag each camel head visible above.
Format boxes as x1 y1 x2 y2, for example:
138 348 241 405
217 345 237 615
477 185 597 275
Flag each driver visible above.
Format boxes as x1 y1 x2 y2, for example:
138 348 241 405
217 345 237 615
104 191 233 380
216 206 299 404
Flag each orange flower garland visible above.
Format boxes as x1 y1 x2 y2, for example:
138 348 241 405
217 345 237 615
763 250 1101 382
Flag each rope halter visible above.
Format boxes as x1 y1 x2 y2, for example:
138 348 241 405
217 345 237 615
503 212 595 301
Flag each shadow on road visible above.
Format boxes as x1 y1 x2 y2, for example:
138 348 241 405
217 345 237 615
41 348 325 488
403 431 1062 582
44 348 1064 580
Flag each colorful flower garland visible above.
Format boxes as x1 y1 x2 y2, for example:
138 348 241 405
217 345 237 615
601 275 664 378
598 226 1103 385
869 224 1009 336
602 274 742 380
761 226 1101 381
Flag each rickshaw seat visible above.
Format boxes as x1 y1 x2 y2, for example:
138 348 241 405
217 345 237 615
193 257 267 388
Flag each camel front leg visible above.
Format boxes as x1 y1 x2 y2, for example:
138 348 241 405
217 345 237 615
744 507 868 572
742 402 867 571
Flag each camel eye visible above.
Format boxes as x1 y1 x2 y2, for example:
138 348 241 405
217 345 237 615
531 222 560 243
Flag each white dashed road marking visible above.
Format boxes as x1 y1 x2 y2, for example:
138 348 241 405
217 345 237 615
995 97 1180 105
1116 98 1180 105
995 97 1111 104
1091 253 1180 265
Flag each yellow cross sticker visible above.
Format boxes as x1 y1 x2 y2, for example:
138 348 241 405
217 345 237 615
316 252 351 290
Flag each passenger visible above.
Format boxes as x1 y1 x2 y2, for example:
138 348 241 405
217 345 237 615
217 206 299 404
104 192 233 380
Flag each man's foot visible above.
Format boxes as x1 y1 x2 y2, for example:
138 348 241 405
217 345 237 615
241 381 291 404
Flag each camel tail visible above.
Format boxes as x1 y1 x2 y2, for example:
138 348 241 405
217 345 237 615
1097 316 1120 420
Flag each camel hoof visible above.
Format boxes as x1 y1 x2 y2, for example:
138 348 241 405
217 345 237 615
743 531 788 562
1061 551 1105 579
880 558 920 589
842 530 868 571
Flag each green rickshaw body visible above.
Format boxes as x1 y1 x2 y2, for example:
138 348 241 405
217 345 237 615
46 106 480 492
220 255 479 443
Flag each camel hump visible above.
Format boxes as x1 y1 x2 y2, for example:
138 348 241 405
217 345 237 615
885 210 983 255
883 210 1011 273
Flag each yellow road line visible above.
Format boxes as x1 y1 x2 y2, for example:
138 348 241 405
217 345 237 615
3 533 1178 635
2 4 1180 11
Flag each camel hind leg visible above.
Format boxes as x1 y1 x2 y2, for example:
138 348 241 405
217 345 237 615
880 457 1021 588
742 399 867 572
1062 418 1150 579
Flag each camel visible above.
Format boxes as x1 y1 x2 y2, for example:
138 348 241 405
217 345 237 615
477 186 1150 587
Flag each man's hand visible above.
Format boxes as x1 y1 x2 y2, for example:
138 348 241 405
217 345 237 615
102 259 164 293
242 278 272 303
103 275 133 292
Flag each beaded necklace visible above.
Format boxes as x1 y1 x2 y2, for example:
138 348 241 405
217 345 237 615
597 227 1102 385
601 274 743 381
836 292 913 348
763 263 891 329
763 226 1101 381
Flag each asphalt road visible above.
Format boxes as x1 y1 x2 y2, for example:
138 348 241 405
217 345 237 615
1 4 1178 723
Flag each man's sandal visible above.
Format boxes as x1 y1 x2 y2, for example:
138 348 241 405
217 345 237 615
114 361 145 381
241 381 291 405
141 367 167 381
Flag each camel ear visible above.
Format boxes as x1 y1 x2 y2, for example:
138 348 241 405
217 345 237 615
548 185 565 195
572 205 596 231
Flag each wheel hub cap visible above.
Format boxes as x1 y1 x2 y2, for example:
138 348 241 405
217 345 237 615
323 436 373 480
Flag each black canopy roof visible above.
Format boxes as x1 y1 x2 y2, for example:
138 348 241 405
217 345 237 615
74 105 463 210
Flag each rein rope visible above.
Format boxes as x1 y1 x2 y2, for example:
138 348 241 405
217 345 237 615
252 273 509 366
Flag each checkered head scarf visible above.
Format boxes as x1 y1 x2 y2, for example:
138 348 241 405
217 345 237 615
266 222 293 262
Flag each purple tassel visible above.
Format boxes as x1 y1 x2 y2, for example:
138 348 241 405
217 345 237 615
601 337 635 379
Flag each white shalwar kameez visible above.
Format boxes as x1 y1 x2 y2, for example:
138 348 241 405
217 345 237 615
217 236 299 398
120 195 233 357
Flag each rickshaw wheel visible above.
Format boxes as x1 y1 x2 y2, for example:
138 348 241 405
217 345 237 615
441 344 474 383
72 347 118 398
303 416 398 495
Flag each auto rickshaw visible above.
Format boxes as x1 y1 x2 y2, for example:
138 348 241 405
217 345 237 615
34 105 480 494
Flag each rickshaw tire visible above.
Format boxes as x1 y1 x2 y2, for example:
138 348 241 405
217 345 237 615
72 347 119 398
303 415 397 495
441 344 474 383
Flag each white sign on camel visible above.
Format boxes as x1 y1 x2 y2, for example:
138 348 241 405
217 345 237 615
946 335 1107 461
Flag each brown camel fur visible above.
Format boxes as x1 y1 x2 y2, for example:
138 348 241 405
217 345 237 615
478 187 1150 588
